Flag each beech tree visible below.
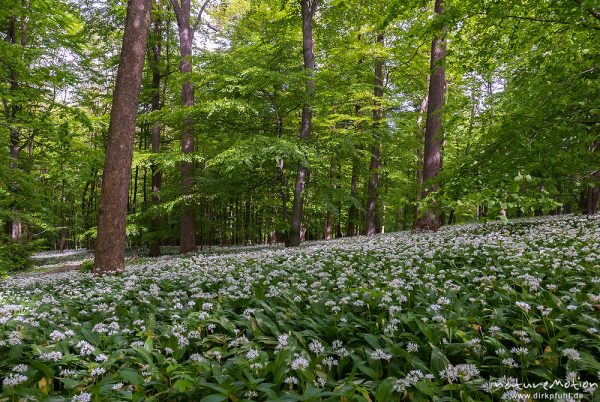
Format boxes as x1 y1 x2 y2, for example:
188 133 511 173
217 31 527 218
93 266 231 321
289 0 317 247
148 0 164 257
93 0 152 274
366 32 385 236
1 0 599 262
170 0 210 253
414 0 446 231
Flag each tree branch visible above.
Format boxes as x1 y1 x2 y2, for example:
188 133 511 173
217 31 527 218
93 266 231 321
192 0 211 34
574 0 600 21
169 0 183 26
203 21 220 32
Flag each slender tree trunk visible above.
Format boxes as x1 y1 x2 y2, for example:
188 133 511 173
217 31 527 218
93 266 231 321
413 92 428 221
347 161 359 236
59 178 67 252
273 103 289 244
414 0 446 232
132 165 139 213
4 14 26 242
366 32 384 236
335 165 342 238
581 141 600 215
93 0 151 275
149 1 163 257
325 160 334 240
170 0 209 253
289 0 317 247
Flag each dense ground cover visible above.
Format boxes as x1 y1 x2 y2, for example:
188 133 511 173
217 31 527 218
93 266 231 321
1 215 599 401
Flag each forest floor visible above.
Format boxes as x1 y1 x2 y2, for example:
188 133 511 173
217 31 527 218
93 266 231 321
1 215 599 401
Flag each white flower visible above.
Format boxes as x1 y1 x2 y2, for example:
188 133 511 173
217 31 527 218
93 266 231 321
112 382 124 391
3 373 28 386
246 349 259 360
60 369 76 377
95 354 109 362
40 351 63 361
72 392 92 402
439 364 480 383
370 349 392 360
322 356 338 368
406 342 419 353
277 334 289 350
309 340 325 355
515 301 531 312
91 367 106 376
291 355 310 370
562 348 581 361
76 340 95 355
284 376 299 384
49 330 66 341
501 358 518 367
12 364 28 373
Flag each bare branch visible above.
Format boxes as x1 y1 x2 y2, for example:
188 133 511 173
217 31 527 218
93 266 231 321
203 21 220 32
192 0 211 34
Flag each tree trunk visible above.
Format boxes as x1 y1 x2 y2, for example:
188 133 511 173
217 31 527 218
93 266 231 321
289 0 317 247
4 14 25 242
347 161 359 236
414 0 446 232
171 0 208 253
149 0 163 257
59 178 67 252
93 0 151 275
366 32 384 236
414 92 428 221
325 161 335 240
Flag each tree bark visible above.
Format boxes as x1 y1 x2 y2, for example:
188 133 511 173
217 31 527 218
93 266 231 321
4 14 25 242
414 0 446 232
347 161 359 236
59 178 67 252
93 0 151 275
170 0 209 253
149 0 163 257
289 0 317 247
366 32 384 236
413 92 428 221
325 161 334 240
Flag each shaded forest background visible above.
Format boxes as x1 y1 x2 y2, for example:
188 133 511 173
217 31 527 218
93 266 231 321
1 0 599 259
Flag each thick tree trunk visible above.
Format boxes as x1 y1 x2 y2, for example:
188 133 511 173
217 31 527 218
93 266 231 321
414 0 446 232
366 33 384 236
149 1 163 257
289 0 317 247
93 0 151 275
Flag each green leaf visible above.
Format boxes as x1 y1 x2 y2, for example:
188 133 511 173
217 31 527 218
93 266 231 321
199 394 227 402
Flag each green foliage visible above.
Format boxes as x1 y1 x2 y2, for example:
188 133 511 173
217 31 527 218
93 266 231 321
0 241 35 273
0 216 599 399
78 260 93 273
